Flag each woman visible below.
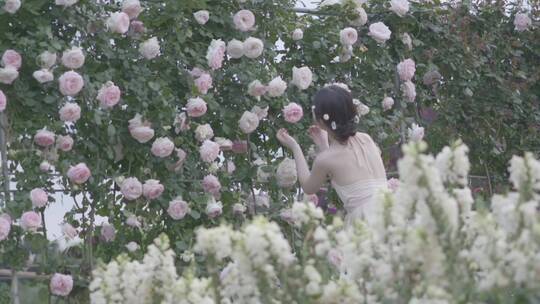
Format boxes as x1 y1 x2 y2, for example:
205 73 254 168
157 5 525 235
276 85 387 226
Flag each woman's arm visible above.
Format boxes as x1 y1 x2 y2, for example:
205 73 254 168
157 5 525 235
277 129 329 194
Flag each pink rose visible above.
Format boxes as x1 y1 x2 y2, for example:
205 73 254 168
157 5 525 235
514 13 531 32
101 223 116 242
30 188 48 208
382 97 394 111
121 177 143 200
195 124 214 142
107 12 130 34
407 123 424 142
186 97 207 117
247 80 267 97
233 203 246 215
33 69 54 84
339 27 358 46
202 174 221 196
58 71 84 96
243 37 264 59
57 135 74 152
130 20 145 33
305 194 319 206
206 199 223 218
225 160 236 174
227 39 244 59
292 28 303 41
130 126 154 143
251 105 268 120
142 179 164 200
139 37 160 59
59 103 81 123
97 81 121 108
266 76 287 97
280 209 296 225
0 217 10 241
232 140 248 154
387 178 400 192
401 80 416 103
34 129 55 147
238 111 260 134
3 0 21 14
397 58 415 81
189 67 205 78
233 10 255 32
0 90 6 112
194 10 209 25
20 211 42 232
0 67 19 84
389 0 409 17
66 163 91 184
199 140 220 163
50 274 73 297
206 39 226 70
282 102 303 123
291 66 313 90
327 248 343 268
62 223 78 239
122 0 142 20
1 49 22 70
368 22 392 44
167 198 189 220
61 47 85 70
151 137 175 158
126 215 141 227
194 73 213 95
39 161 51 172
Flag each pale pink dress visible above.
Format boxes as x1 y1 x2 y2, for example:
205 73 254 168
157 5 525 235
331 133 387 226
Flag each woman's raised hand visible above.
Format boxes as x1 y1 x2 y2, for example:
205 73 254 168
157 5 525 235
308 125 329 149
276 128 299 150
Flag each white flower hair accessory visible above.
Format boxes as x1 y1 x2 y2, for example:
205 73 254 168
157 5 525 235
331 121 337 130
323 114 330 121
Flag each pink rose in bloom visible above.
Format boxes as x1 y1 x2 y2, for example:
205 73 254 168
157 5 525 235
20 211 42 232
382 97 394 111
206 39 226 70
206 199 223 219
233 9 256 32
266 76 287 97
59 103 81 123
39 51 57 69
122 0 142 20
0 217 10 241
232 203 246 215
291 66 313 90
199 140 220 163
97 81 121 109
0 90 6 112
39 161 51 172
30 188 48 208
50 274 73 297
1 50 22 70
232 140 248 154
186 97 207 117
305 194 319 206
514 13 531 32
401 80 416 102
292 28 303 41
282 102 303 123
130 20 145 33
194 73 213 95
130 126 154 143
194 10 210 25
139 37 160 59
0 67 19 84
61 47 85 70
389 0 410 17
195 124 214 142
387 178 400 193
227 39 244 59
33 69 54 84
407 123 424 142
3 0 21 14
58 71 84 96
339 27 358 46
238 111 260 134
247 80 267 97
280 208 296 225
107 12 130 34
202 174 221 196
125 215 141 227
151 137 175 158
62 223 78 239
121 177 143 200
243 37 264 59
397 58 416 81
226 160 236 174
368 22 392 44
142 179 164 200
67 163 91 184
101 224 116 242
57 135 74 152
167 198 189 220
215 137 233 151
34 129 55 147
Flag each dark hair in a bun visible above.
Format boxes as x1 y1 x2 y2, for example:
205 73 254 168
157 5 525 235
312 85 357 143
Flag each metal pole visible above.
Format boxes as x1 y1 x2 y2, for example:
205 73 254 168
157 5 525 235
11 270 20 304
